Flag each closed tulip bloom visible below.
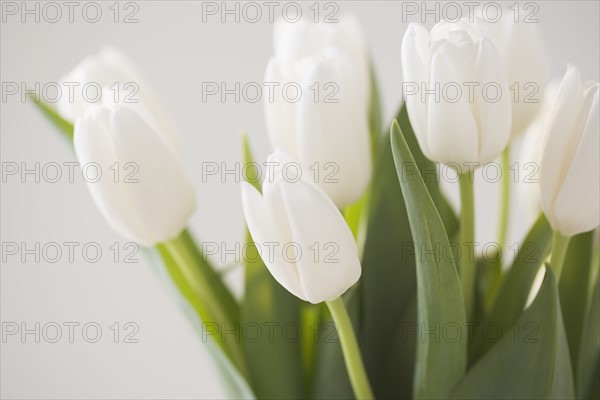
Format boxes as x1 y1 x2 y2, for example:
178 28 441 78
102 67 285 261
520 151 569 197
265 17 372 208
518 80 559 218
273 15 370 103
477 15 550 137
265 48 371 208
539 65 599 237
240 150 361 304
74 105 196 246
58 46 179 155
401 20 512 166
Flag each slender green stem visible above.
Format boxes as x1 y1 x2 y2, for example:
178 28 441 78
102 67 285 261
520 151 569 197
550 230 571 280
498 147 510 251
459 171 475 320
157 230 248 378
326 297 374 400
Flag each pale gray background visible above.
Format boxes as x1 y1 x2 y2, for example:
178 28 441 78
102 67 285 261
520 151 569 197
1 1 599 398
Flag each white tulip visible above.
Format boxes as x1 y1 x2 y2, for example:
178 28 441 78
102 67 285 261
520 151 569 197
265 17 372 208
240 150 361 304
401 19 512 166
273 15 370 103
476 15 550 137
539 65 599 237
74 105 196 246
518 80 559 218
57 46 179 155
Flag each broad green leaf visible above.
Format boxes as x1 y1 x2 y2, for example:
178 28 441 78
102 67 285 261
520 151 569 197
28 95 74 140
359 104 458 398
559 230 594 372
156 230 246 377
240 135 304 399
577 275 600 399
476 214 552 357
391 120 467 399
360 116 416 398
450 266 575 399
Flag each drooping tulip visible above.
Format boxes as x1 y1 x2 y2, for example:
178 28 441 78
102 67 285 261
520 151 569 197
538 65 599 237
265 17 372 208
57 46 179 155
74 105 196 246
401 19 512 167
240 150 361 304
476 16 551 137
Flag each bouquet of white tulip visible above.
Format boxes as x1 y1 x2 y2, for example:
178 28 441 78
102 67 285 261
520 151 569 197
31 14 598 400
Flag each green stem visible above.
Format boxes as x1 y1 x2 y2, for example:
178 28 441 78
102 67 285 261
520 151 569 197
550 230 571 280
459 171 475 320
326 297 374 400
157 229 248 378
498 147 510 251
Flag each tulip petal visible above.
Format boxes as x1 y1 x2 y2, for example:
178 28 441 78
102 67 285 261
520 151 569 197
552 86 600 236
402 23 431 155
278 179 361 304
241 181 307 301
540 66 585 227
427 43 478 165
331 15 370 103
263 58 299 156
74 106 195 246
296 52 372 207
273 19 323 65
474 38 511 164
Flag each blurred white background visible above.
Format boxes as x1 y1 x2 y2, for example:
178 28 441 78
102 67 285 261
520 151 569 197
1 1 598 398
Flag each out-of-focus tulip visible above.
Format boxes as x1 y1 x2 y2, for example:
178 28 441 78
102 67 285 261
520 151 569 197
401 19 512 167
57 46 179 155
518 80 559 218
538 65 599 237
273 15 370 102
265 17 372 208
74 105 196 246
476 16 550 137
240 150 361 304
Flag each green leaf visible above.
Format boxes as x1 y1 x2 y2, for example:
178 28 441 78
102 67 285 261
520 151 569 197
577 275 600 399
144 247 255 399
240 135 304 399
559 230 594 372
478 213 552 357
395 105 458 235
28 95 74 141
368 62 382 161
156 230 246 377
359 104 458 398
450 266 575 399
391 120 467 399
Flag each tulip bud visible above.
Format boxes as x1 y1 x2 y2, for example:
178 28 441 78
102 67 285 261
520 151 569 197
401 20 512 166
57 46 179 155
476 16 550 137
273 15 370 103
74 105 196 246
265 17 372 208
518 80 559 218
538 65 599 237
240 150 361 304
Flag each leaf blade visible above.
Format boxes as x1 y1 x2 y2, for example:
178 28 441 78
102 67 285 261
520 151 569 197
450 266 575 399
391 120 467 399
